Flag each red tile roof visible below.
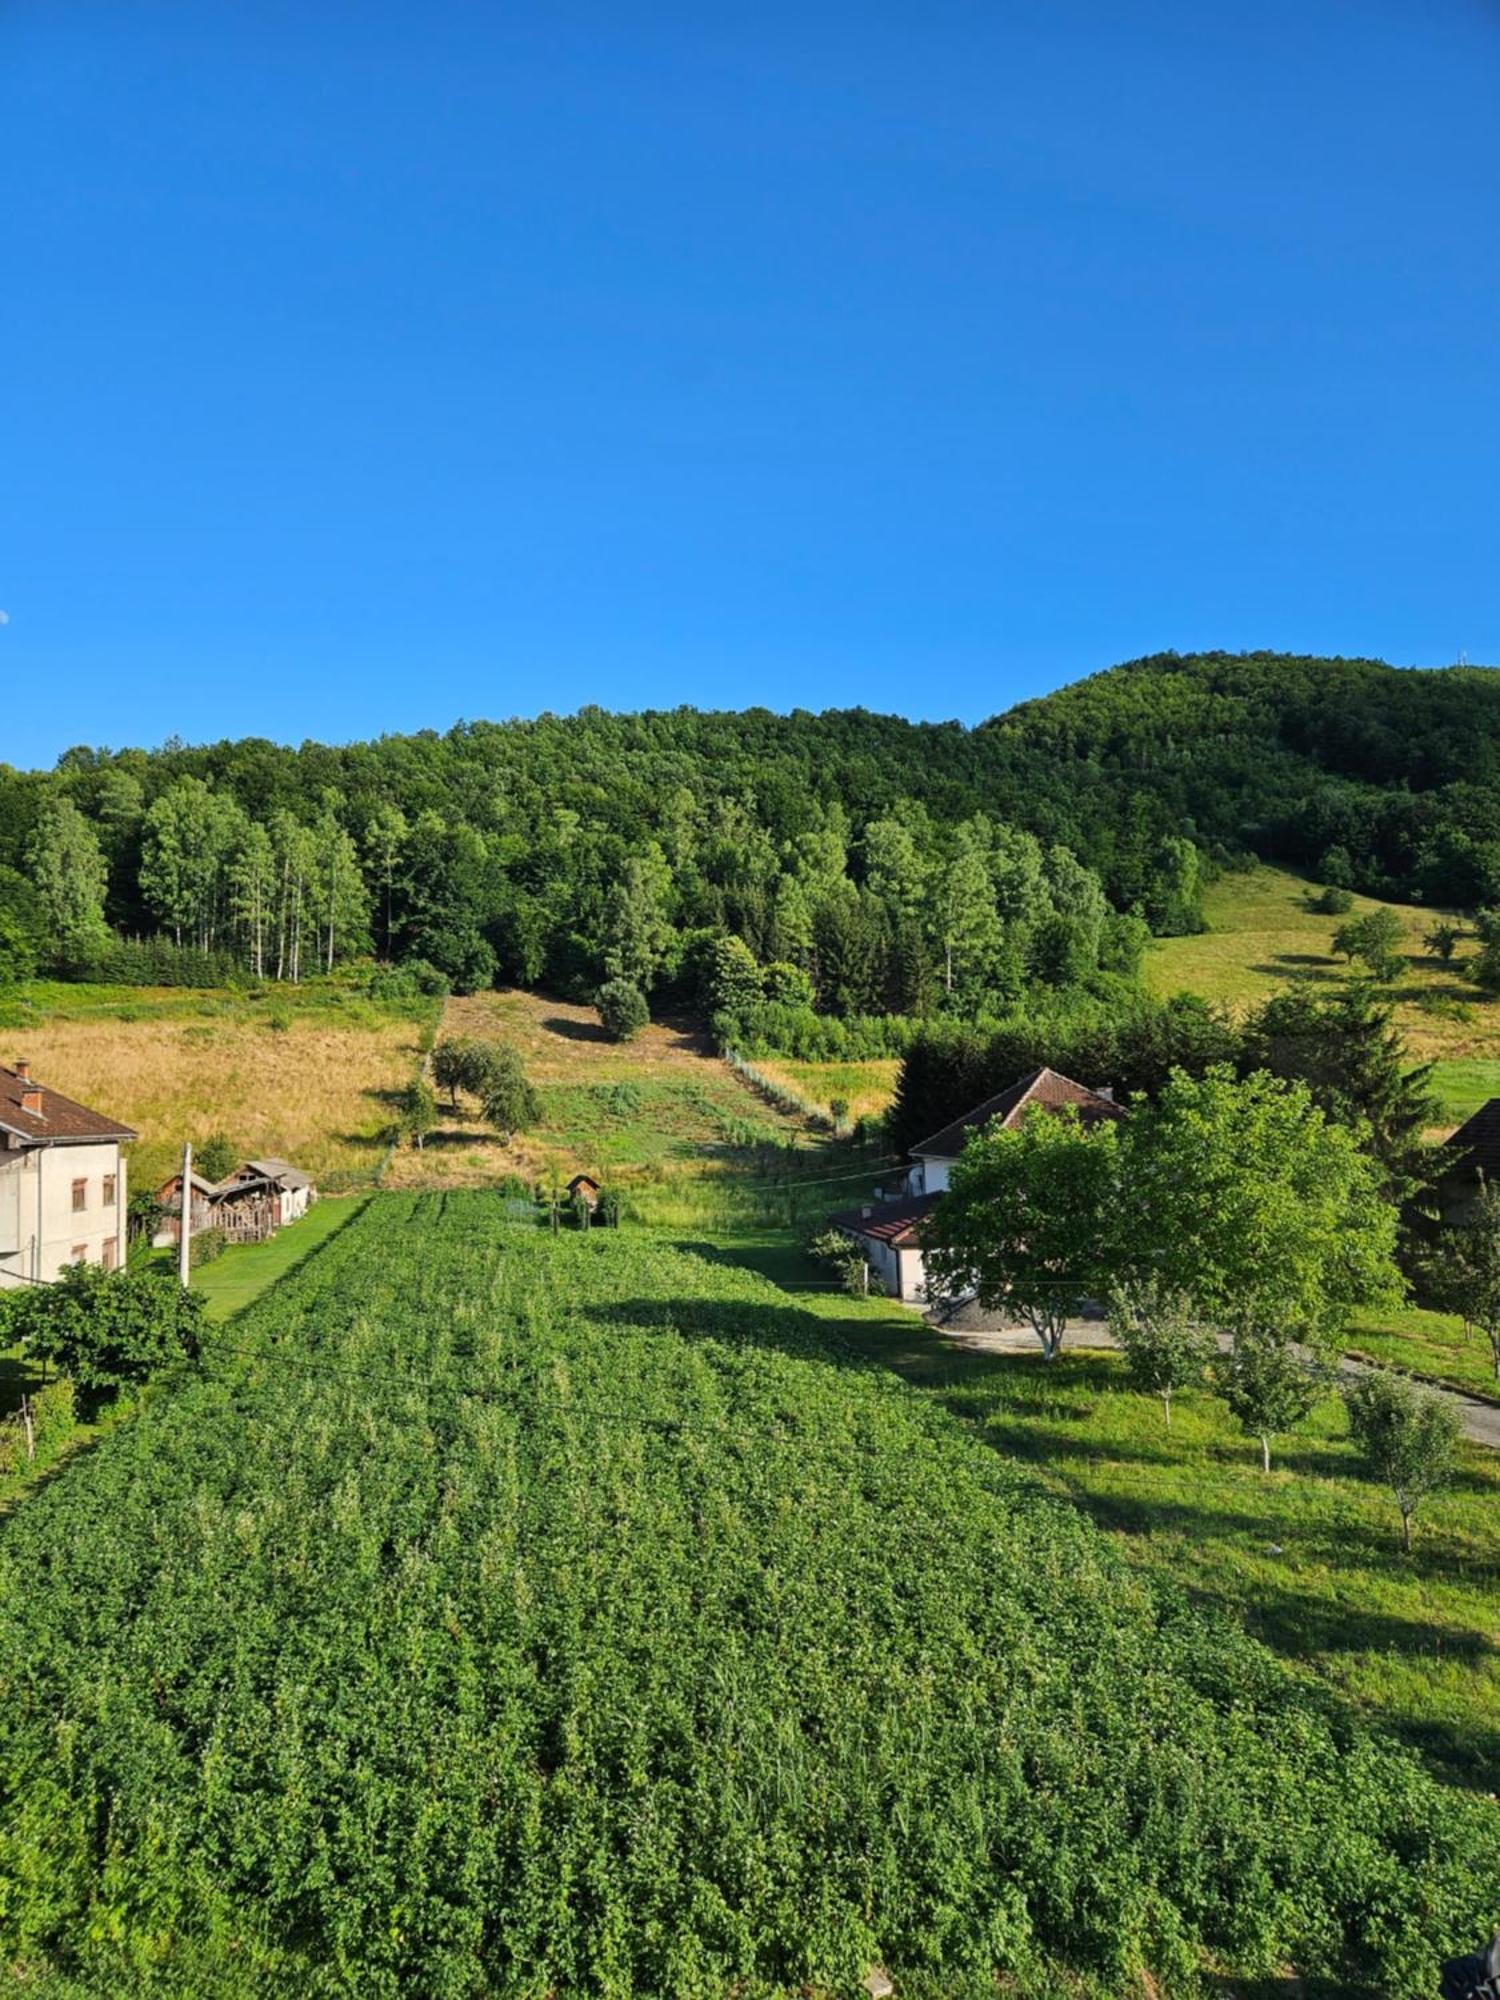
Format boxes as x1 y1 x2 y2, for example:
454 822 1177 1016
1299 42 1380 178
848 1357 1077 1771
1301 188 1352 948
1439 1099 1500 1184
828 1193 940 1249
910 1066 1125 1160
0 1063 136 1147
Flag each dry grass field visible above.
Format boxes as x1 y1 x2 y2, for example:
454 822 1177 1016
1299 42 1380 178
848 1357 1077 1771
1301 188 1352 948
1146 865 1500 1127
1 981 430 1190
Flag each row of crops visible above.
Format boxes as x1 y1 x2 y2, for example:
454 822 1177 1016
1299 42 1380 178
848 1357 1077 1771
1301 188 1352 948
0 1192 1495 1996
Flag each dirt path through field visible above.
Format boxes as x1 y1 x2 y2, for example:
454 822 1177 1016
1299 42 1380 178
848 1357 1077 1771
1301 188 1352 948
934 1314 1500 1452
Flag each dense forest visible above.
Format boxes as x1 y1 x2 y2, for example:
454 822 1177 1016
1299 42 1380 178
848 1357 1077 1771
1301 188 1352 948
2 651 1498 1028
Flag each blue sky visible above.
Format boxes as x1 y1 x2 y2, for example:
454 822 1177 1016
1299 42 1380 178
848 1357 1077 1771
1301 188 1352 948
4 0 1498 767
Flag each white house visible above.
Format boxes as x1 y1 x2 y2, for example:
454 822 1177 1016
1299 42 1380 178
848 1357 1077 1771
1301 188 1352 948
830 1067 1126 1304
0 1059 135 1288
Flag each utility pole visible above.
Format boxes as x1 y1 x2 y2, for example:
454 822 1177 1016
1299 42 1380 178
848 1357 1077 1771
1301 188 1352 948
178 1140 193 1289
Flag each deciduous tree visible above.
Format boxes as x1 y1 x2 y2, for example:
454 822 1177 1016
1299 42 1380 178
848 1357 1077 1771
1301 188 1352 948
924 1106 1120 1358
1343 1368 1460 1550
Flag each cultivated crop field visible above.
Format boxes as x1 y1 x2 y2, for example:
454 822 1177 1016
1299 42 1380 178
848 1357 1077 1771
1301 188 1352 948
0 1195 1495 1998
1144 866 1500 1126
0 979 432 1189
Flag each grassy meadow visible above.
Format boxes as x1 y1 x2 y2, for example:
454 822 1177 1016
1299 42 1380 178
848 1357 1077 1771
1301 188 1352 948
752 1053 901 1120
0 977 435 1190
1145 865 1500 1129
384 988 895 1227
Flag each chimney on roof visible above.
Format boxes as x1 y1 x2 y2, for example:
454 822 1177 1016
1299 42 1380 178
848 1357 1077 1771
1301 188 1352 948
1096 1084 1115 1102
861 1204 873 1219
13 1058 29 1081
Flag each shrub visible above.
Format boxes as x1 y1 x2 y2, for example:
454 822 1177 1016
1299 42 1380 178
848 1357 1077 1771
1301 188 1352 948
597 978 649 1042
196 1132 237 1183
1312 884 1354 915
7 1263 202 1407
189 1227 228 1269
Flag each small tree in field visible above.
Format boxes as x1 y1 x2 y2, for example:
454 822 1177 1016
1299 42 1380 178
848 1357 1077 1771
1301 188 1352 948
481 1046 541 1144
1214 1322 1322 1473
597 978 649 1042
431 1037 476 1107
400 1076 437 1150
923 1106 1119 1359
1331 909 1405 982
1443 1180 1500 1382
1105 1278 1215 1427
1343 1369 1460 1551
1423 920 1463 963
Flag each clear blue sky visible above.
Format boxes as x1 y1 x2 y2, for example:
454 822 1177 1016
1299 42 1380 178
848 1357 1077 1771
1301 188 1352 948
4 0 1498 767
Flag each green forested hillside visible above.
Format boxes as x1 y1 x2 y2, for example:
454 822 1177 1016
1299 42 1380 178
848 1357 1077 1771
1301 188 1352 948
3 652 1499 1018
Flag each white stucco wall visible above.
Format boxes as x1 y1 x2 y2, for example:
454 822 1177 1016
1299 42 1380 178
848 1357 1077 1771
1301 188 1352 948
0 1142 128 1288
912 1157 951 1195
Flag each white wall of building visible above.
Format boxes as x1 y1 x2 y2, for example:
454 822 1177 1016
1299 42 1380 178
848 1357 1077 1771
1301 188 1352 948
0 1143 128 1288
910 1158 951 1196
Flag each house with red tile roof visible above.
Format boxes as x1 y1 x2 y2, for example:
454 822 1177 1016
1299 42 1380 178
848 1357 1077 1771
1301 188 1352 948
0 1059 136 1287
829 1067 1125 1303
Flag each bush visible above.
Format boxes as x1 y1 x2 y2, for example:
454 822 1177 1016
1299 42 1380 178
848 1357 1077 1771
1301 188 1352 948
7 1263 203 1406
1312 884 1355 915
196 1133 237 1183
368 959 451 1001
189 1227 228 1269
597 978 649 1042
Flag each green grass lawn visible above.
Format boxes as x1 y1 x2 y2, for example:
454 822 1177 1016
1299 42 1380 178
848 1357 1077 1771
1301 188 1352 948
1347 1301 1500 1399
703 1226 1500 1790
190 1196 366 1321
1146 866 1500 1126
1427 1055 1500 1125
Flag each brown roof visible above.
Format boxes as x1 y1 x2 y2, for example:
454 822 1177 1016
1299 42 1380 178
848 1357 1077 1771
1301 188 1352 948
0 1063 136 1147
910 1066 1126 1160
1439 1099 1500 1184
828 1193 940 1249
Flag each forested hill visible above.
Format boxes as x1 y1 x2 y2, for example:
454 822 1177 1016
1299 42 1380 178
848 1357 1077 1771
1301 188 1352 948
989 650 1500 906
2 650 1498 1002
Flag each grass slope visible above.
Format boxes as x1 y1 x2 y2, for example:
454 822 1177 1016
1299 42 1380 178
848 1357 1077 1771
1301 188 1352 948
0 979 433 1189
1145 866 1500 1126
1 1197 1495 1997
387 988 893 1228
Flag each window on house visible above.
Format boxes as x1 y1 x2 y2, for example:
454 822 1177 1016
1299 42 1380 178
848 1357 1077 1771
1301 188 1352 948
103 1173 117 1207
71 1178 87 1212
71 1244 88 1264
102 1239 118 1271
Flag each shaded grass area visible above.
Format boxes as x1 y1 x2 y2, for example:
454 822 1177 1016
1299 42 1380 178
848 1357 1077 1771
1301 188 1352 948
189 1197 366 1322
701 1227 1500 1790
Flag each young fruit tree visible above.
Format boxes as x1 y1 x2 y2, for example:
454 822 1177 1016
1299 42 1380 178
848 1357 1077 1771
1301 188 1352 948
480 1046 541 1145
923 1105 1120 1358
1113 1066 1401 1349
1214 1321 1323 1473
1104 1278 1214 1426
1442 1179 1500 1382
399 1076 437 1151
1343 1368 1461 1551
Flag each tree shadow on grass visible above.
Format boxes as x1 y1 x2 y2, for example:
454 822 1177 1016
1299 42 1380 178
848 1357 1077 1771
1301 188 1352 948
541 1014 610 1044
